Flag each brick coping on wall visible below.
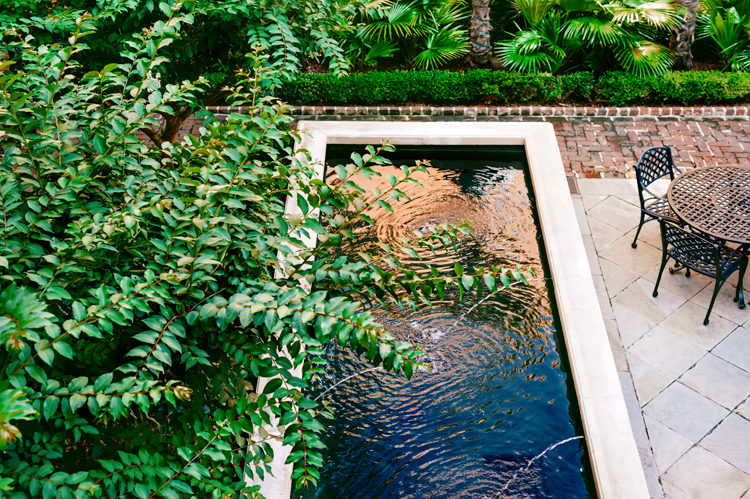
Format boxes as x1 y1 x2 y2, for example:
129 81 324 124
206 105 750 118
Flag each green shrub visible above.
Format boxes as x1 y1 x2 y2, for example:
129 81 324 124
0 11 526 499
598 71 750 105
282 69 750 107
280 70 596 105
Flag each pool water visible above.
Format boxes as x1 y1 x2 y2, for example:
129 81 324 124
294 146 594 499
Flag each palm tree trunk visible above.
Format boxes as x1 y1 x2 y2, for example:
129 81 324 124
470 0 494 66
672 0 698 70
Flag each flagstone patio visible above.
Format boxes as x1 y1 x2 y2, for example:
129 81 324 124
573 178 750 499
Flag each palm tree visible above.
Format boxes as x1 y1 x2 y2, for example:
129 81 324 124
470 0 494 66
673 0 699 69
357 0 471 69
497 0 683 75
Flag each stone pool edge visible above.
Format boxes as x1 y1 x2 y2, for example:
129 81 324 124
266 121 648 499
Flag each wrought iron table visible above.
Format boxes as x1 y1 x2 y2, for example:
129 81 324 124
667 166 750 246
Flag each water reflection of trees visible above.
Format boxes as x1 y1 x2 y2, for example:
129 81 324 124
331 163 554 386
298 162 576 499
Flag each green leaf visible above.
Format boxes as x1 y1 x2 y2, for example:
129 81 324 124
43 396 59 420
159 2 172 16
335 165 347 180
134 483 150 499
72 302 86 321
94 373 113 392
69 394 86 412
26 364 47 385
500 273 511 289
454 262 464 277
263 378 283 394
52 341 74 359
36 342 54 366
483 274 496 292
93 135 106 154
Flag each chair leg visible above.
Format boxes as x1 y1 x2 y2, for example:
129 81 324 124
653 254 669 298
632 211 646 249
704 278 726 326
734 258 747 309
669 262 691 277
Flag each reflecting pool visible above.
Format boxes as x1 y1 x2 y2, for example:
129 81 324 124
294 146 594 499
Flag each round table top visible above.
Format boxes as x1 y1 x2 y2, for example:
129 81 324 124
667 166 750 245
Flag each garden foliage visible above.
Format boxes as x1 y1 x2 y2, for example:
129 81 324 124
280 69 750 106
696 0 750 70
496 0 684 76
345 0 470 69
0 0 355 145
597 70 750 104
279 70 596 105
0 8 526 498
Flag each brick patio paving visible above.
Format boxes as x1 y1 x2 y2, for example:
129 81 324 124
553 119 750 179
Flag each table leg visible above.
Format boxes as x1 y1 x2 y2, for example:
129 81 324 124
735 245 748 309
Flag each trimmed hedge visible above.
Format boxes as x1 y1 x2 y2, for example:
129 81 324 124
277 69 750 107
598 71 750 106
279 70 595 105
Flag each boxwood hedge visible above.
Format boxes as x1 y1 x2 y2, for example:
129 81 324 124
277 70 750 107
279 70 595 106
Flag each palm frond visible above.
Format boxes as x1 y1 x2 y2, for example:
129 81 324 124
614 39 673 75
362 0 393 8
732 0 750 19
708 9 744 54
564 16 628 44
697 12 716 38
557 0 602 12
433 1 471 25
537 11 567 58
414 26 469 68
514 0 557 25
496 21 567 72
363 40 399 64
731 42 750 69
698 0 722 17
609 1 685 28
361 3 423 40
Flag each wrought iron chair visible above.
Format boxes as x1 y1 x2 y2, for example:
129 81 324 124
653 219 747 325
632 146 680 249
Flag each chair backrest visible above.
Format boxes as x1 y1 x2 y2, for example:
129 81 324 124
660 219 721 272
634 146 675 191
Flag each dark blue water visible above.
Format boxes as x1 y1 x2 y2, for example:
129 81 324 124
295 149 593 499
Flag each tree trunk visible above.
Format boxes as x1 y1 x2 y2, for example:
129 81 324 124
672 0 698 70
470 0 496 68
141 90 226 147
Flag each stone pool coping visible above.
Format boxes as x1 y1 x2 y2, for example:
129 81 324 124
256 121 649 498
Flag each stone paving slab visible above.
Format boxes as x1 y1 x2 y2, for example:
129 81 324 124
577 179 750 498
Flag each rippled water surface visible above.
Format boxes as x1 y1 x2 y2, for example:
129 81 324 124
295 147 593 499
